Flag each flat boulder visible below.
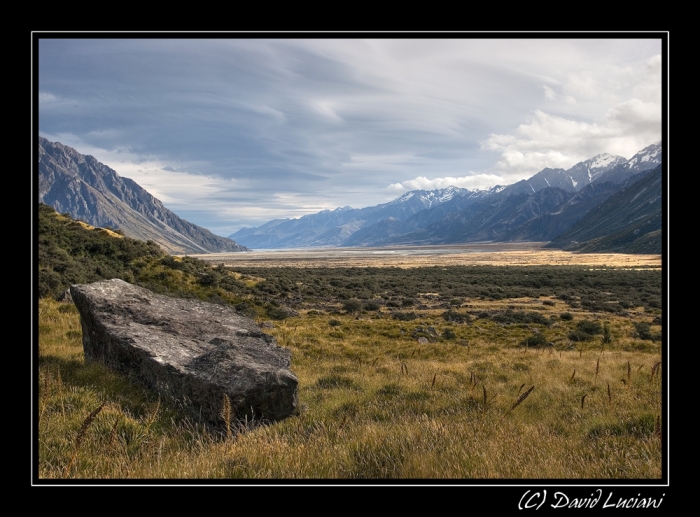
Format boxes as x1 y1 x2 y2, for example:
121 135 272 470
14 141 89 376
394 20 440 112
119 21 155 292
70 279 298 430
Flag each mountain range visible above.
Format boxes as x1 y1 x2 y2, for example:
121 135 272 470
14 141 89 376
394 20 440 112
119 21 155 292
38 137 248 255
229 142 663 254
37 136 663 255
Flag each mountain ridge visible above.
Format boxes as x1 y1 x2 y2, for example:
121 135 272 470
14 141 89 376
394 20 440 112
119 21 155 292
38 137 249 255
229 142 662 252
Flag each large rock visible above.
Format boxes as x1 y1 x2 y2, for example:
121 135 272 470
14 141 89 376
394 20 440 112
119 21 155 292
70 279 298 429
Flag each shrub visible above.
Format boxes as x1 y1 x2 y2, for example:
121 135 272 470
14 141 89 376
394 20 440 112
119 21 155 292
634 321 660 341
568 330 593 342
343 299 362 313
363 301 380 311
267 307 289 320
522 334 548 348
442 310 470 324
329 319 342 327
392 312 418 321
576 319 602 336
443 328 456 340
198 272 219 287
560 312 573 321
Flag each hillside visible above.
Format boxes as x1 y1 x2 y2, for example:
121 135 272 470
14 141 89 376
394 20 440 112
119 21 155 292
546 165 662 254
38 137 249 255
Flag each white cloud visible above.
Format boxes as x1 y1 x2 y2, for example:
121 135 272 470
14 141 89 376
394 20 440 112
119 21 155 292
480 96 661 181
386 173 505 194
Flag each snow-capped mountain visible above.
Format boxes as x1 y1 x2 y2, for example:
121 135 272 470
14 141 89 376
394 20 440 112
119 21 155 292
596 142 662 185
229 142 663 252
503 153 628 196
229 186 494 249
565 153 628 189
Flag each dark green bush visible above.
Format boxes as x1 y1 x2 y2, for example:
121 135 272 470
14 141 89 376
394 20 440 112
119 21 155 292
392 312 417 321
343 299 362 313
576 319 603 336
560 312 573 321
568 330 593 342
634 321 660 341
363 301 380 311
442 310 470 324
522 333 548 348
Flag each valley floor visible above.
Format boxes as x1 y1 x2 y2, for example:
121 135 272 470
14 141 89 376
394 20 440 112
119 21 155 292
191 243 662 269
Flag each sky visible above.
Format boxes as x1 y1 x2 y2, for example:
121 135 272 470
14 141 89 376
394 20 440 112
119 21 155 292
37 35 664 237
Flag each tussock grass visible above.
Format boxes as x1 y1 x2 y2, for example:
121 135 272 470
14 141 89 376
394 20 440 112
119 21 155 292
37 295 663 480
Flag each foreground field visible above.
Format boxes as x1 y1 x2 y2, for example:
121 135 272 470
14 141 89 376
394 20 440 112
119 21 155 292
37 265 663 479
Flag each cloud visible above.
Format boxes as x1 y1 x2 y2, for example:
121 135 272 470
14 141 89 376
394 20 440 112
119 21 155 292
543 85 556 100
38 39 663 233
481 96 661 181
386 173 506 194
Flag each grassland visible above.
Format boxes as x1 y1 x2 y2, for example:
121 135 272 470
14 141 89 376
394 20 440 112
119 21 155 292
36 204 664 480
37 265 663 480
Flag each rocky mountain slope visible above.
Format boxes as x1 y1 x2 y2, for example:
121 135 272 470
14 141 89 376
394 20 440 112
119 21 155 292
38 137 249 255
545 165 662 254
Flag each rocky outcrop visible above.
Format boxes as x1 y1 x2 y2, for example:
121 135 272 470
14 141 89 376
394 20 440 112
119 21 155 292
70 279 297 430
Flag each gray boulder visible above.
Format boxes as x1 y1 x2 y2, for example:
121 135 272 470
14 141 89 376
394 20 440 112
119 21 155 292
70 279 298 430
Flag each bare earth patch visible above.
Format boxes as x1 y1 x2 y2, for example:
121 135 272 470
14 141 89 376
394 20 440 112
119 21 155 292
192 242 662 269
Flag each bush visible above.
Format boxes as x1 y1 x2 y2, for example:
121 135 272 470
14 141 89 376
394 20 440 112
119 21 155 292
576 319 602 336
560 312 573 321
443 328 456 340
343 299 362 313
267 307 289 320
392 312 418 321
442 310 470 324
329 319 342 327
522 333 548 348
363 301 380 311
568 330 593 342
634 321 660 341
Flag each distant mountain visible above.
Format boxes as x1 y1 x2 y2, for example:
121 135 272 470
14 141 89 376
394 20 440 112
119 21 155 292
545 165 662 254
384 186 574 246
231 141 663 253
229 186 498 249
38 137 249 255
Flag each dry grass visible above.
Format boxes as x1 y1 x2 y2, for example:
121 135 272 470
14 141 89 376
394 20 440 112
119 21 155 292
193 245 661 269
37 291 664 480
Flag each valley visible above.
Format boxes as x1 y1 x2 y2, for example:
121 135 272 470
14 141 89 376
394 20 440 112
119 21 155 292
193 243 662 269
